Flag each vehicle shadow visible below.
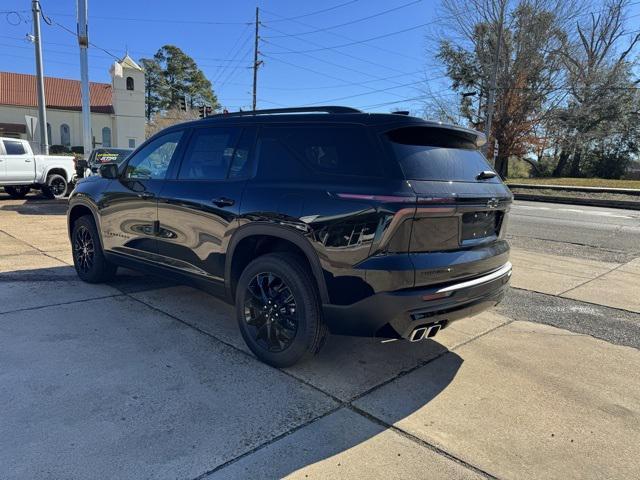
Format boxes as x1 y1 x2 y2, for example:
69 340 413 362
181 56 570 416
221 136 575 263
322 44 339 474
0 193 67 215
0 263 463 478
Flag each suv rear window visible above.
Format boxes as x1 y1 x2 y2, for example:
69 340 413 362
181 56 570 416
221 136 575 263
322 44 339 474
384 127 497 182
261 125 383 177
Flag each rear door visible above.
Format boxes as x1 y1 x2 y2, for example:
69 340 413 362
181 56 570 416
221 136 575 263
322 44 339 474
99 129 185 260
381 126 512 284
2 139 34 182
155 125 256 283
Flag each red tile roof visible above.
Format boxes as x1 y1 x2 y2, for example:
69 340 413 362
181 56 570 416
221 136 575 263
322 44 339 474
0 71 114 114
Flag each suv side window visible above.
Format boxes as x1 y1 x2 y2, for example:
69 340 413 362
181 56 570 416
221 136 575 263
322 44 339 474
124 130 183 180
255 127 310 180
178 127 241 181
3 140 26 155
259 125 382 177
228 126 257 179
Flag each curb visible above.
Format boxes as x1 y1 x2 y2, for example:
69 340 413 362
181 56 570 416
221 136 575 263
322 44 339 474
507 183 640 195
512 193 640 211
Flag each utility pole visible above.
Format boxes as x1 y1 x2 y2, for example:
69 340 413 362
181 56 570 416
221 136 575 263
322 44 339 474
31 0 49 154
483 0 506 162
252 7 261 111
77 0 92 158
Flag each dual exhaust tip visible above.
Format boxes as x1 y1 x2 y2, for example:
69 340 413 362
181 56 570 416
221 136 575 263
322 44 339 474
409 323 442 342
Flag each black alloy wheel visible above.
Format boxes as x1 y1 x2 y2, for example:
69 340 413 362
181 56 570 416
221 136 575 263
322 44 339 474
244 272 299 353
71 215 117 283
235 252 328 367
46 174 68 199
73 225 95 274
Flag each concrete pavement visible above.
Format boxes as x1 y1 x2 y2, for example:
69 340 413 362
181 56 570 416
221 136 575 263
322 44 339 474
1 195 639 479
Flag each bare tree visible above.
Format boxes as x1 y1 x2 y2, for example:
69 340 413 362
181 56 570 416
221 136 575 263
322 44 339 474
145 107 199 139
433 0 582 176
552 0 640 176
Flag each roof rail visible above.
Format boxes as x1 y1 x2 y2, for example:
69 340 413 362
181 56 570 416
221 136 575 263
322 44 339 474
210 106 361 119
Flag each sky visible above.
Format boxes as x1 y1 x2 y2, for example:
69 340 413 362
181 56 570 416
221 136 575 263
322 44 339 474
1 0 639 115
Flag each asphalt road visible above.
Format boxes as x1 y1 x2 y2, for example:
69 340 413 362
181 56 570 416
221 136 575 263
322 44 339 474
507 200 640 263
500 200 640 349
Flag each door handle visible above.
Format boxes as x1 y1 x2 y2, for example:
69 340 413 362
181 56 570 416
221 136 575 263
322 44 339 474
211 197 235 207
25 159 32 162
138 192 155 199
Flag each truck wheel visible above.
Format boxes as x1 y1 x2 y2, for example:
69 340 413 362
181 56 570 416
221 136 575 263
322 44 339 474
42 174 68 199
71 215 117 283
236 252 328 368
4 186 31 199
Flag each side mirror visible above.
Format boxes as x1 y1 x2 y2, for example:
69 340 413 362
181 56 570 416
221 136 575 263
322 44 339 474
99 163 119 179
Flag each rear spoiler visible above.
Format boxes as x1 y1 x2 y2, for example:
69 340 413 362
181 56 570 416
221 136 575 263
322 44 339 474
383 123 488 150
425 122 487 149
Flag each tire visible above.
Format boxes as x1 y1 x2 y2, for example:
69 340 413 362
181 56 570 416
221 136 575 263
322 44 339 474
4 186 31 199
236 252 328 368
71 215 117 283
42 173 68 199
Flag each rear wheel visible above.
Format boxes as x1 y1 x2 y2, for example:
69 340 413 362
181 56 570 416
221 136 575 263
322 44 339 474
4 186 31 199
236 252 328 368
71 215 117 283
42 174 68 199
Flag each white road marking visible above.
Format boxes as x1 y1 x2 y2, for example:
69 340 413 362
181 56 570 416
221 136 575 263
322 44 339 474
512 204 635 219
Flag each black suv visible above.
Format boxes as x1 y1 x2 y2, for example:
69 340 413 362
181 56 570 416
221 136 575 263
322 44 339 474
67 106 512 367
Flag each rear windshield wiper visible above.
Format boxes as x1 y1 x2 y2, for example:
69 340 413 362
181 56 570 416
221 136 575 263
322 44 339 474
476 170 497 180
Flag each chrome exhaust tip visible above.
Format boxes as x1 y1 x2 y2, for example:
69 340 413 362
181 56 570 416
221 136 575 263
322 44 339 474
425 324 441 338
409 327 427 342
409 323 443 342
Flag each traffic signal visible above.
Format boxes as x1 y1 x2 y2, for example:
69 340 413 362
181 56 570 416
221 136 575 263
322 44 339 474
205 106 213 117
179 96 187 111
198 105 205 118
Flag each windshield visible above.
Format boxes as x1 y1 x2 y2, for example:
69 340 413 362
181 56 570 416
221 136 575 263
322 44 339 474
384 126 498 183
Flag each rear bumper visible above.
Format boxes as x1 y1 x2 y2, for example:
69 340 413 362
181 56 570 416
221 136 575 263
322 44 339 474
322 262 511 339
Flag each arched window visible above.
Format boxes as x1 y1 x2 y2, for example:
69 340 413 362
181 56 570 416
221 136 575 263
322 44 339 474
46 122 52 144
60 124 71 147
126 76 134 91
102 127 112 147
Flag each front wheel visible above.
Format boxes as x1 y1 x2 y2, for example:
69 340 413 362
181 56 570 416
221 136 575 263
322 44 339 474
71 215 117 283
4 186 31 199
42 173 68 199
236 252 328 368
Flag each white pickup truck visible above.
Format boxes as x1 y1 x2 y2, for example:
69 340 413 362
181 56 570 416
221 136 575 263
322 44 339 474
0 137 76 199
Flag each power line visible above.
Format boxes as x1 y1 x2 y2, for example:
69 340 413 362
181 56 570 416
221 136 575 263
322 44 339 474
266 0 361 23
33 11 253 26
261 39 424 91
359 91 458 110
261 8 424 63
263 0 423 38
216 43 254 92
229 70 427 91
263 20 432 55
307 80 427 105
50 19 120 60
37 1 361 26
260 24 444 80
212 25 254 85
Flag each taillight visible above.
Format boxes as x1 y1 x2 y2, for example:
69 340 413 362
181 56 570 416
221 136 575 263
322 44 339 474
335 193 416 203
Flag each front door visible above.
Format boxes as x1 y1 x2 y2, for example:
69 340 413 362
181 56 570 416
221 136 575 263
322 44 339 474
156 126 256 283
2 139 33 182
99 130 185 261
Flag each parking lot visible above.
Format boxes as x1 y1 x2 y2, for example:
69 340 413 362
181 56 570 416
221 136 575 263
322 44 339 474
1 193 639 479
